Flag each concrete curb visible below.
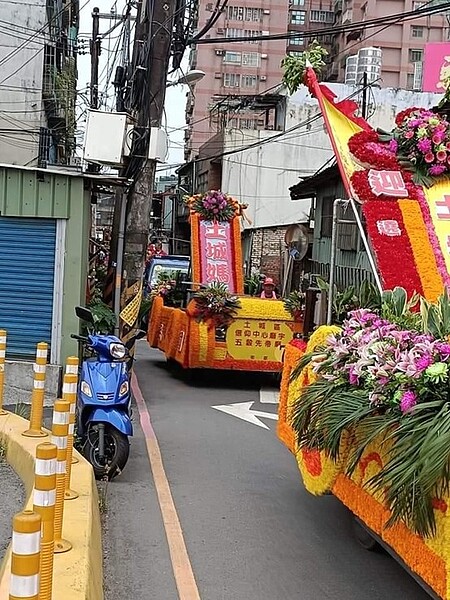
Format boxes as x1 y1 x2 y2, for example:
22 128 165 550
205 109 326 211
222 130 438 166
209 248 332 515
0 411 103 600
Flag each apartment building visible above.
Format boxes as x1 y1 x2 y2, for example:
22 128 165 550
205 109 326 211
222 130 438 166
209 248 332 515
0 0 78 167
185 0 289 159
330 0 449 89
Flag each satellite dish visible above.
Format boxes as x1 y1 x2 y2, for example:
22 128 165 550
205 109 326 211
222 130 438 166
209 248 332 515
284 224 309 261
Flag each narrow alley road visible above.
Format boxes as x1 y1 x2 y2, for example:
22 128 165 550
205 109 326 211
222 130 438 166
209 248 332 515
103 343 430 600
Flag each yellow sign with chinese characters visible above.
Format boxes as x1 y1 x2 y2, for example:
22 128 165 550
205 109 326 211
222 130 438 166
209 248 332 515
226 319 292 362
423 180 450 276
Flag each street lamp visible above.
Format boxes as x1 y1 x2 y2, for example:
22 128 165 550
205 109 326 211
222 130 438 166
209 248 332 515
166 70 206 87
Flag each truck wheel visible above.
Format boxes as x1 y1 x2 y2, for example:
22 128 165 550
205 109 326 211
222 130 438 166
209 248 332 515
352 517 379 551
85 425 130 480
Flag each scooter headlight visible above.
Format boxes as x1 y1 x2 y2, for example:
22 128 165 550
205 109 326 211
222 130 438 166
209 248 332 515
119 381 129 397
81 381 92 397
110 343 126 359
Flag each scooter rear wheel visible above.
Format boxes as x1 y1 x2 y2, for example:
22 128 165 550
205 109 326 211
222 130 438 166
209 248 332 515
85 425 130 480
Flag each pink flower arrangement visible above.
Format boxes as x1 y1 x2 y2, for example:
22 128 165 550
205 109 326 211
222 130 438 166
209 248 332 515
312 309 450 416
392 108 450 183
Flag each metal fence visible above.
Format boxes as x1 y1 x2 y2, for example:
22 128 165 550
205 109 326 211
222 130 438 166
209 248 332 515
305 260 376 291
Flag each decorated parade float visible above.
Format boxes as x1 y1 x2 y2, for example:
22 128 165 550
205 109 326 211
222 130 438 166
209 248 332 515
147 190 303 371
278 50 450 598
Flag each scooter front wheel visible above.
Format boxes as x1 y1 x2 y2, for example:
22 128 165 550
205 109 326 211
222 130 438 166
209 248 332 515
85 425 130 480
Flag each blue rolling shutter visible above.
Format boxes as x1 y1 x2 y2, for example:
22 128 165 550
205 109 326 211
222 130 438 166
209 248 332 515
0 217 56 358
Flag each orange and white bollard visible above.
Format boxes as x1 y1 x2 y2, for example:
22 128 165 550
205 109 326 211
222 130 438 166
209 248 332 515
65 357 79 465
9 509 41 600
23 342 48 438
33 442 56 600
51 399 72 553
0 329 6 416
63 373 79 499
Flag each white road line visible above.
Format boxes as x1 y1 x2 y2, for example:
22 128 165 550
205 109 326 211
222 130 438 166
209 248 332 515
259 387 279 405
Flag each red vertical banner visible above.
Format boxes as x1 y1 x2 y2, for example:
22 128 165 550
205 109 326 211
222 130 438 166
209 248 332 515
191 214 244 293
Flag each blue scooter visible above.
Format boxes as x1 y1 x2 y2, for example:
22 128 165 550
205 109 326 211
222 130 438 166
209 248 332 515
72 306 133 479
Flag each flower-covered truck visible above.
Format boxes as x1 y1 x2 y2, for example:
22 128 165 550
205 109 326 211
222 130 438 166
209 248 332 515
146 190 303 372
277 54 450 599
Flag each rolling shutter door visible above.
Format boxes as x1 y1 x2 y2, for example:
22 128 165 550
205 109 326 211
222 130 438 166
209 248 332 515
0 217 56 358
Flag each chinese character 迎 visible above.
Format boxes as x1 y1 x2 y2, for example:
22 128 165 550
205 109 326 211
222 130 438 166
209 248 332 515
437 57 450 90
376 219 402 237
368 169 408 198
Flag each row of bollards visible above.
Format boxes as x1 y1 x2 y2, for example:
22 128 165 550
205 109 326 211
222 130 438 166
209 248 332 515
0 333 81 600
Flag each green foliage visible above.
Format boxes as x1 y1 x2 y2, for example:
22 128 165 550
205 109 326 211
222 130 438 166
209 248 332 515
420 288 450 339
193 282 241 327
316 277 382 324
381 287 421 331
244 271 261 296
283 290 306 320
88 292 117 334
281 41 328 94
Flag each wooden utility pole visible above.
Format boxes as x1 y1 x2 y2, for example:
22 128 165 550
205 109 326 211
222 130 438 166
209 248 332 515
119 0 177 358
89 8 101 109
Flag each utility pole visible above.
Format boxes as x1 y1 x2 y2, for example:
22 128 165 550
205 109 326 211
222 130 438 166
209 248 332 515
89 8 101 110
362 71 368 120
119 0 177 357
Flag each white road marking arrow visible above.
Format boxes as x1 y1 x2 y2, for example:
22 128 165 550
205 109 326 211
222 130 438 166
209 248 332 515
212 401 278 430
259 387 279 404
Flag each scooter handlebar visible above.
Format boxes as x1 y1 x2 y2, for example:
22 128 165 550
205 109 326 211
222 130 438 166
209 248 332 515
71 334 89 343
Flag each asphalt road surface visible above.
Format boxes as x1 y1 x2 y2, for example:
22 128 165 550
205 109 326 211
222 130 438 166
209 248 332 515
103 343 431 600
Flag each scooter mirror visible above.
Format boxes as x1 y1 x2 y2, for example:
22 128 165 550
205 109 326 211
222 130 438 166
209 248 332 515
75 306 95 324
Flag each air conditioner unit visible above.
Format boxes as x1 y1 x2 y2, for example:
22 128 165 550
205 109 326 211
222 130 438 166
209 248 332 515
261 53 268 59
217 27 224 34
263 9 270 14
214 72 222 78
260 75 267 81
215 49 225 55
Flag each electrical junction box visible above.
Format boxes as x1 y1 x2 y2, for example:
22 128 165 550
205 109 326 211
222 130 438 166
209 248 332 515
148 127 168 162
83 110 128 166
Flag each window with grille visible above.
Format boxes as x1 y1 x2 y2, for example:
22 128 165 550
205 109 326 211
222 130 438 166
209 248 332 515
223 51 242 63
310 10 334 22
409 48 423 62
290 36 304 45
411 25 423 38
223 73 241 87
290 10 306 24
242 74 257 87
242 52 260 66
291 0 305 5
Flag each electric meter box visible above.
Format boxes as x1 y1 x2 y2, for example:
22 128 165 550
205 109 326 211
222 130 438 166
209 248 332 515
84 110 128 165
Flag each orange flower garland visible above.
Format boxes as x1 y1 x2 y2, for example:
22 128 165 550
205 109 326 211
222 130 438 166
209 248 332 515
398 199 444 302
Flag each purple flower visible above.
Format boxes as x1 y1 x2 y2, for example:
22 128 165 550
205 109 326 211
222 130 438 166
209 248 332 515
437 342 450 357
388 139 398 153
417 138 432 153
416 355 432 371
400 390 417 413
349 367 359 385
428 164 447 176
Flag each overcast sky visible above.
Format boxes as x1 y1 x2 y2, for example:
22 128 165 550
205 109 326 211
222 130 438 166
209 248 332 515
77 0 186 172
